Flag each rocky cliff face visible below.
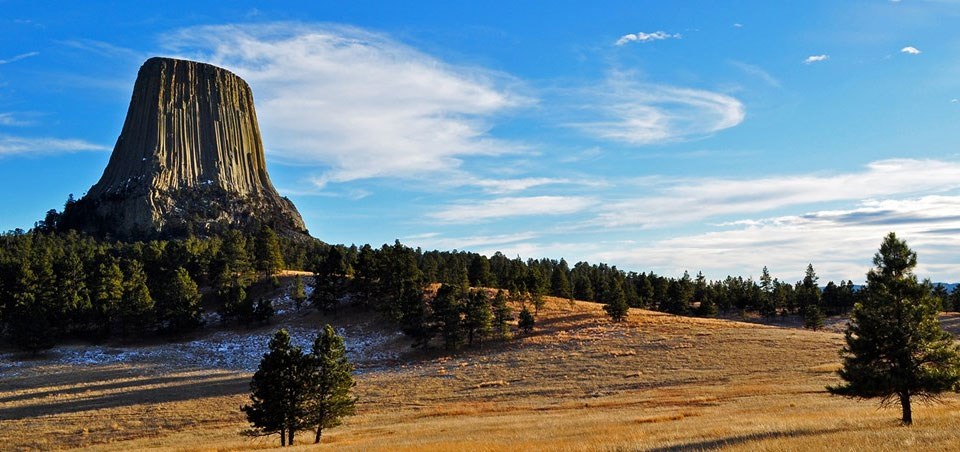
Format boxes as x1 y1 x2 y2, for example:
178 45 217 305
65 57 308 239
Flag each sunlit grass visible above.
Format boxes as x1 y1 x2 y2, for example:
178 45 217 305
3 296 960 450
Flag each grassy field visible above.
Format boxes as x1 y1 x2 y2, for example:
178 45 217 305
3 296 960 451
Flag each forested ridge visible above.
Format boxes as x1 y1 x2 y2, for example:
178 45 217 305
2 221 959 353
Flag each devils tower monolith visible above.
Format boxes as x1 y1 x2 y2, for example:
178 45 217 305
62 57 308 240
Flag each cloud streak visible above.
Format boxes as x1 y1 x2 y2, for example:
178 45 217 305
429 196 594 223
615 31 682 46
162 23 531 185
597 159 960 228
901 46 921 55
0 51 39 65
0 135 110 156
803 54 829 64
0 113 32 126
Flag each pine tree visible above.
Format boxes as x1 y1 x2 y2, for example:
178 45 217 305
220 278 247 323
804 303 824 331
254 225 285 279
90 255 124 335
242 329 307 446
828 233 960 425
221 229 252 277
305 325 357 444
950 285 960 312
518 306 535 335
118 259 154 337
799 264 821 327
603 280 629 322
758 266 777 317
467 255 492 287
156 267 203 334
292 275 307 311
464 290 493 347
491 289 512 339
55 247 92 333
311 246 350 314
432 284 465 349
550 259 573 300
254 298 275 323
397 281 434 347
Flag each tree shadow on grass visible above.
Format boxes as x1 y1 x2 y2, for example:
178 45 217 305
645 427 846 452
0 373 231 404
0 368 248 421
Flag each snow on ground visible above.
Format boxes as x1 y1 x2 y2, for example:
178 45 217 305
0 290 405 377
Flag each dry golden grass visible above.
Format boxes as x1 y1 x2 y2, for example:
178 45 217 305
3 296 960 451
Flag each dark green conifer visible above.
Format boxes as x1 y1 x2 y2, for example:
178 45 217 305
829 233 960 425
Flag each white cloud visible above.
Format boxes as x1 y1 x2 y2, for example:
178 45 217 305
429 196 594 223
803 54 829 64
615 31 682 46
0 51 39 65
0 135 110 156
162 23 531 185
469 177 572 194
0 113 32 126
733 23 744 28
570 73 745 145
405 231 540 251
59 39 143 61
596 159 960 228
595 195 960 282
901 46 921 55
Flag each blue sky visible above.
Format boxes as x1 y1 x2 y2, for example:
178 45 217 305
2 0 960 283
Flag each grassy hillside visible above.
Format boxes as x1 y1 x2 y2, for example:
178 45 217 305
3 293 960 450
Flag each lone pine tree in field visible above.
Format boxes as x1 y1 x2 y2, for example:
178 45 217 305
828 233 960 425
306 324 357 444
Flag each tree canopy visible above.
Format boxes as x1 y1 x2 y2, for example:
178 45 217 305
828 233 960 425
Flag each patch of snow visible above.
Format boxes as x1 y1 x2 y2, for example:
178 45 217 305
0 291 404 377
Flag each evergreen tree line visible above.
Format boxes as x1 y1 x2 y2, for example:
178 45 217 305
0 226 321 353
309 241 960 331
6 225 960 352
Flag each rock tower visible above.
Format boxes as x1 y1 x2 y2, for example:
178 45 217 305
63 57 308 239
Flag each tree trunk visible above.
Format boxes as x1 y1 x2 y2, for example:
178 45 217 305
900 391 913 426
280 428 286 447
288 428 295 446
315 425 323 444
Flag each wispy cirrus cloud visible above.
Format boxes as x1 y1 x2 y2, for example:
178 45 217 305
468 177 572 194
59 39 143 61
615 31 682 46
803 54 829 64
162 23 531 186
429 195 594 224
596 159 960 228
404 231 540 251
0 113 33 126
0 51 39 65
0 135 109 156
569 72 745 145
729 60 781 88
